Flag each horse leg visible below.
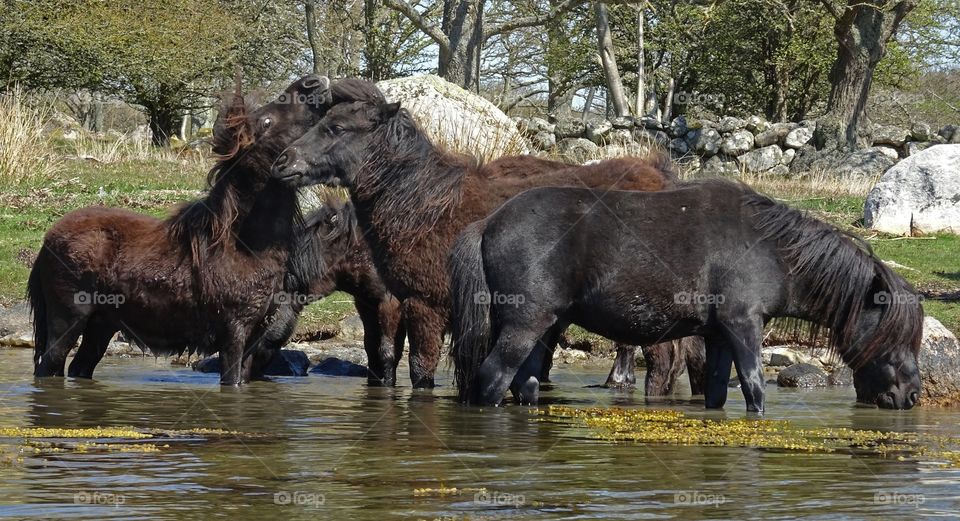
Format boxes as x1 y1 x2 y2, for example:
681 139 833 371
509 341 546 405
719 318 766 413
67 319 116 378
403 299 444 389
219 325 248 386
355 295 392 386
642 341 678 396
476 313 555 406
605 344 638 389
703 334 734 409
536 323 566 383
34 305 86 378
684 336 707 395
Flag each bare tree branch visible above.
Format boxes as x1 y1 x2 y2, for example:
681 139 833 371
484 0 584 39
382 0 451 53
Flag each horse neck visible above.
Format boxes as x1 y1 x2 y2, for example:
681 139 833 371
350 133 467 242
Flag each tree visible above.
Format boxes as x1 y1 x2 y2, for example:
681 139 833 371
382 0 582 90
595 2 630 117
1 0 304 145
817 0 918 150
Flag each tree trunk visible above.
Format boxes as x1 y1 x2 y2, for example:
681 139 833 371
662 76 675 123
439 0 485 91
594 2 629 118
821 0 916 151
363 0 390 80
635 4 645 116
148 108 177 147
582 86 596 122
305 0 322 74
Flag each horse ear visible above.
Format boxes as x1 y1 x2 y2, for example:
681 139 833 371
379 102 401 121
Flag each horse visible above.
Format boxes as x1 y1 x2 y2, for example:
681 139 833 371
27 74 338 385
250 196 404 385
449 180 923 411
272 89 695 392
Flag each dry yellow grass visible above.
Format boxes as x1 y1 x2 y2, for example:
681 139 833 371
0 87 62 185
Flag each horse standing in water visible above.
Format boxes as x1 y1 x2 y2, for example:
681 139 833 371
252 197 404 385
450 180 923 411
27 75 340 384
273 89 694 390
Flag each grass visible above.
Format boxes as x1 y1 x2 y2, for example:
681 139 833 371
0 113 956 340
0 88 62 185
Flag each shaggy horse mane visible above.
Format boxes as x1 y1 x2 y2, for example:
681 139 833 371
356 108 474 241
741 184 923 367
286 194 359 292
165 82 252 286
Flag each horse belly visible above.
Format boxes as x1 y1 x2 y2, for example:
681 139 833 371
569 297 685 346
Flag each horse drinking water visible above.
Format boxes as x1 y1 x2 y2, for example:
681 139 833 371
450 180 923 411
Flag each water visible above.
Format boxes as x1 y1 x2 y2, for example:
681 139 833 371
0 348 957 520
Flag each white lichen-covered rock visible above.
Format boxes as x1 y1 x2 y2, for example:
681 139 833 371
918 316 960 406
864 144 960 235
784 127 813 149
720 130 754 156
738 145 783 172
377 75 528 161
872 125 910 147
686 127 722 156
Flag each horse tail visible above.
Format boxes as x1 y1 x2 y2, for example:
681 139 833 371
27 247 48 364
449 221 492 404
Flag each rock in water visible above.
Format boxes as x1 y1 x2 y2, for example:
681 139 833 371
777 363 828 388
918 316 960 407
864 144 960 235
828 366 854 387
310 357 368 377
377 75 529 160
193 350 310 377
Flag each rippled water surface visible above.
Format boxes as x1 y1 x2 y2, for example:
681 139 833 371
0 349 957 520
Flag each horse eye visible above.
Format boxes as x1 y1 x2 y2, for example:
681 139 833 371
331 125 345 136
262 117 273 128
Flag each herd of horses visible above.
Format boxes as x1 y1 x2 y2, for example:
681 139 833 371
27 75 924 413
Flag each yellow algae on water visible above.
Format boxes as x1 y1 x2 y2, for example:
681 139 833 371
0 426 153 439
537 406 960 467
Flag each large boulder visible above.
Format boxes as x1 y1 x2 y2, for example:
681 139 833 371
863 144 960 235
377 75 529 160
310 357 368 377
918 317 960 406
871 125 910 148
738 145 783 172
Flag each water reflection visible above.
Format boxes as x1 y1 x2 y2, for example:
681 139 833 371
0 349 955 520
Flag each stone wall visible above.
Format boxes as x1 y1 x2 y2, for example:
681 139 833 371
515 114 960 177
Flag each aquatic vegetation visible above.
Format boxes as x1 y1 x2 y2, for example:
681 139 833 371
0 425 263 465
538 406 960 467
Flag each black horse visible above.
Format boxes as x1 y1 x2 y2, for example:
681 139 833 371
450 180 923 411
247 197 404 385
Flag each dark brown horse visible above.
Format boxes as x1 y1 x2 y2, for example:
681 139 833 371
250 197 404 385
27 75 335 385
274 91 684 389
